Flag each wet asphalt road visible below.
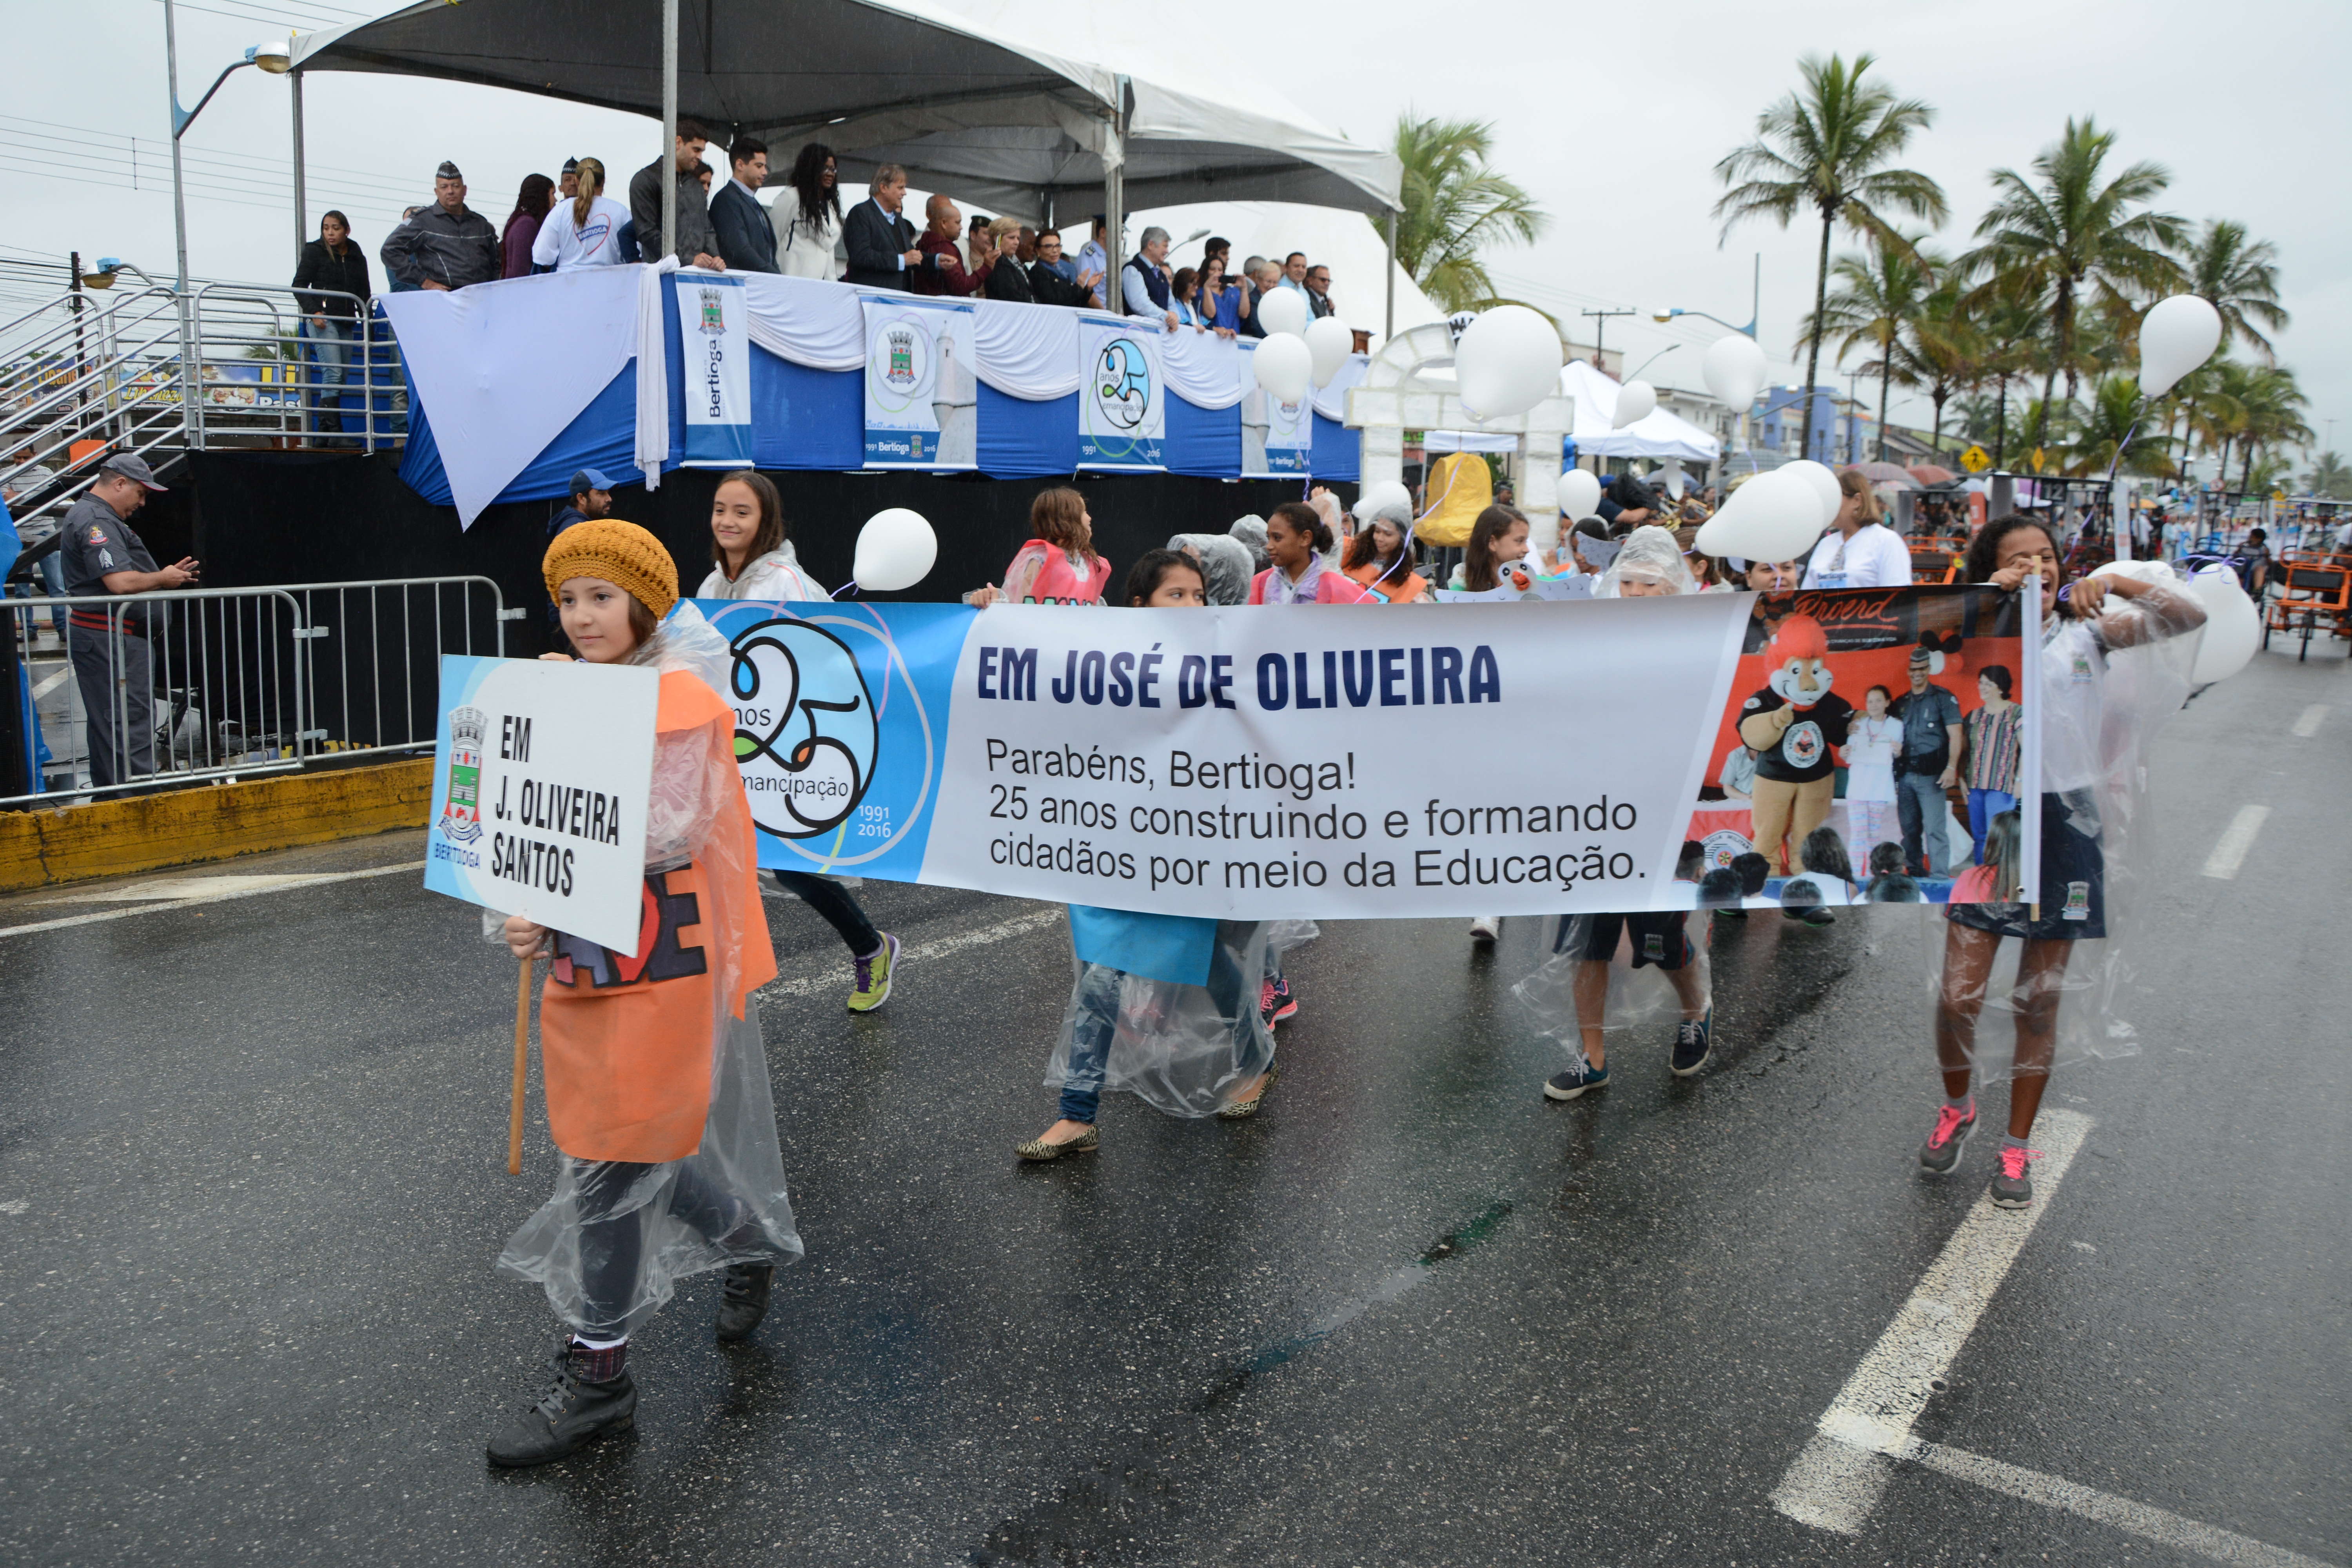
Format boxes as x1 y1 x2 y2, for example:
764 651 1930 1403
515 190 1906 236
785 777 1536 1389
1 648 2345 1567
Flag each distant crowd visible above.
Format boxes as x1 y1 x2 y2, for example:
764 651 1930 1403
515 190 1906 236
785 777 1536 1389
290 119 1345 346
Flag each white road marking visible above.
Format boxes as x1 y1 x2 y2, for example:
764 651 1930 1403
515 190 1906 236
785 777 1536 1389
1770 1109 2092 1534
2201 805 2271 880
1771 1111 2334 1566
2290 704 2328 738
0 861 426 938
29 873 351 906
30 665 69 701
754 907 1062 1002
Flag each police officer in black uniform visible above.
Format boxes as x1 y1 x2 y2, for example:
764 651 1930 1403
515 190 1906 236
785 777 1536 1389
58 453 195 788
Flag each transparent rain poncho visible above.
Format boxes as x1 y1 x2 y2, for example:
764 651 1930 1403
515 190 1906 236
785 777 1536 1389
1041 919 1314 1118
490 604 800 1338
1512 912 1713 1045
1167 532 1256 607
1595 524 1695 598
1924 573 2205 1074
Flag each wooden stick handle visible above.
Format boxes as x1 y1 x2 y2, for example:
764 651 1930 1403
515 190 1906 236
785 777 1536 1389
508 953 533 1176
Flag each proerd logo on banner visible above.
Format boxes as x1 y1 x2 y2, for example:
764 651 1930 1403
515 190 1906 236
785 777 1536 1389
1093 338 1152 431
439 705 486 846
728 618 880 838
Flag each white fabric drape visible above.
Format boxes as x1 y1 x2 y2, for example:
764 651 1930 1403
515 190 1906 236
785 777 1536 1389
1310 353 1368 424
634 257 681 492
1160 328 1246 411
378 266 641 528
973 297 1080 400
741 274 866 369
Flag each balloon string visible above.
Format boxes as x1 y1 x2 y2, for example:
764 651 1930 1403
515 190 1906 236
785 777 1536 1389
830 581 862 600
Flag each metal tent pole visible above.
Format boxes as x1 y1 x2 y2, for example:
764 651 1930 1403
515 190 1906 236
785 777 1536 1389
1384 207 1397 343
660 0 678 263
290 68 306 263
1104 76 1129 318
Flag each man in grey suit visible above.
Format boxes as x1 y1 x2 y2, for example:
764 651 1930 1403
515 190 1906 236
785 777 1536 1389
708 136 779 273
840 164 929 290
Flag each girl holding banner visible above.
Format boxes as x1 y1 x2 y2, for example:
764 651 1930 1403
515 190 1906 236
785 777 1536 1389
484 520 798 1467
1920 516 2205 1209
697 470 902 1013
1018 550 1287 1160
1523 527 1717 1098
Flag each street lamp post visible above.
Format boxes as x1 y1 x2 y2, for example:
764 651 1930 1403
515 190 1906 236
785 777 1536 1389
167 4 291 290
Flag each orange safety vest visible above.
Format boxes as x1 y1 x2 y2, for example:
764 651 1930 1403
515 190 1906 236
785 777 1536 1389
537 669 777 1163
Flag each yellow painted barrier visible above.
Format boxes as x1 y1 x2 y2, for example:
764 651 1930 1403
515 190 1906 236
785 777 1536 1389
0 760 431 892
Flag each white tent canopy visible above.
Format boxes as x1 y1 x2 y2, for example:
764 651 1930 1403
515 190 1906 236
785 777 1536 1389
287 0 1399 220
1561 359 1721 463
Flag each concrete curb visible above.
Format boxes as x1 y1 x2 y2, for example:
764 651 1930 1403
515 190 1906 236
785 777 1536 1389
1 760 432 892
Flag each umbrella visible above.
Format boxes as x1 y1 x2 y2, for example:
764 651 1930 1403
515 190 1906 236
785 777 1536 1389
1853 461 1918 489
1907 463 1957 486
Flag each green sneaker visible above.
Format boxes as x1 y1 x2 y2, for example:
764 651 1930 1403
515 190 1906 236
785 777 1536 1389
848 933 900 1013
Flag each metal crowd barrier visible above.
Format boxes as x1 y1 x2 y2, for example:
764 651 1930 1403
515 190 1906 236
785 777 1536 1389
7 576 517 808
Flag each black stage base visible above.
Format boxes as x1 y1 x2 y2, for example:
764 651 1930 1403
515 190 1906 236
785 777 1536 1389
179 452 1340 653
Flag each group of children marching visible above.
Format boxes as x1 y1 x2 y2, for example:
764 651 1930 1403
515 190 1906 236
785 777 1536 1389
478 475 2202 1470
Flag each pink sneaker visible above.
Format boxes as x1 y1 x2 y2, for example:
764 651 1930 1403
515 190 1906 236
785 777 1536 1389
1918 1100 1976 1174
1989 1144 2043 1208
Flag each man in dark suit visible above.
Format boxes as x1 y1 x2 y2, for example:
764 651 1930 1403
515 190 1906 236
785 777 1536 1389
628 118 723 270
708 136 779 273
840 164 927 290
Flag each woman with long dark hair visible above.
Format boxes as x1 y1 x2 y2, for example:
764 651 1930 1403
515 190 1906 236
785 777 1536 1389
501 172 557 279
771 144 844 278
290 209 371 441
1918 515 2205 1207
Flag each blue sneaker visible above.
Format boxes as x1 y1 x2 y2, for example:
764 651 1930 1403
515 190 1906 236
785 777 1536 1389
1544 1055 1610 1101
1671 1011 1714 1077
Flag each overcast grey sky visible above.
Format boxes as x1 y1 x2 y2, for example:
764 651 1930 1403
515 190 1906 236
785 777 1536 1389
8 0 2345 458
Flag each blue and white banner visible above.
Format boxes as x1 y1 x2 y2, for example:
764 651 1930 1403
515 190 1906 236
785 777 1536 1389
1238 341 1310 479
422 654 661 953
695 595 1762 919
677 273 753 468
860 294 977 470
1076 315 1165 472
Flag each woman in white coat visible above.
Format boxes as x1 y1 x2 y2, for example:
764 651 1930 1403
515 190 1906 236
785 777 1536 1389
768 144 846 279
695 468 901 1014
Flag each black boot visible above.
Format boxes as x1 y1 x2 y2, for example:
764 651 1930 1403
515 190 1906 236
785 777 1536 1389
485 1340 637 1468
715 1263 774 1343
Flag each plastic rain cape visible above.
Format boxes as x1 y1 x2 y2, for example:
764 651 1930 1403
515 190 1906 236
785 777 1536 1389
1041 919 1314 1118
1920 575 2204 1072
1512 914 1714 1048
493 604 801 1337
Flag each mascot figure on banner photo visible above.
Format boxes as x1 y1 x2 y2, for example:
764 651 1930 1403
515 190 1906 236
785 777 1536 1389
1738 613 1853 875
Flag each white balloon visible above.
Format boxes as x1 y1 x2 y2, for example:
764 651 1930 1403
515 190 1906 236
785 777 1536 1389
1256 287 1309 339
2138 294 2223 401
1662 458 1686 500
1254 333 1313 404
1612 379 1657 429
1781 459 1844 526
1702 333 1769 410
1692 468 1823 563
1453 305 1564 419
1303 315 1354 388
1555 469 1602 520
852 507 937 593
2184 563 2259 684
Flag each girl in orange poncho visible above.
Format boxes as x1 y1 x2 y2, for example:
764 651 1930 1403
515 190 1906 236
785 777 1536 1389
483 519 798 1469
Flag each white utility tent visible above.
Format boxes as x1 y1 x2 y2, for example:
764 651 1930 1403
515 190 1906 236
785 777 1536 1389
286 0 1401 319
1560 360 1721 463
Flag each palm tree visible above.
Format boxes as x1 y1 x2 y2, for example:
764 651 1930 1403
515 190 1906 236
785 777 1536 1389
1966 279 2047 468
1904 276 1981 452
1964 117 2187 449
1806 230 1941 461
2068 375 2175 479
1390 114 1549 313
2304 450 2352 499
1713 54 1947 461
2181 219 2288 360
2228 364 2312 493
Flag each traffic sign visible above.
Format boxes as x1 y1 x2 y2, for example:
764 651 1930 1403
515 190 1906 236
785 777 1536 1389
2030 446 2047 474
1959 444 1991 474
